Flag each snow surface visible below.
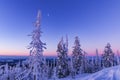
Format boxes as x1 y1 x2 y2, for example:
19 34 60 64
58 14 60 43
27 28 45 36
49 73 90 80
50 65 120 80
81 65 120 80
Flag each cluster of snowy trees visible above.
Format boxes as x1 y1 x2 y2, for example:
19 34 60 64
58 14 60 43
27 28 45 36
56 37 119 79
0 10 119 80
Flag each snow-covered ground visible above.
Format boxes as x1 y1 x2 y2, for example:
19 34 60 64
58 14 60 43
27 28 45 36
51 65 120 80
48 73 90 80
81 65 120 80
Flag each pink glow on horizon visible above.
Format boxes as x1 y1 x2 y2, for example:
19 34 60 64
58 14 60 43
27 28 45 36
0 50 29 56
0 48 119 56
0 51 56 56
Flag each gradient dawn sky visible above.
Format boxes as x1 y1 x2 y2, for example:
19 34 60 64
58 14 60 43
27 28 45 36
0 0 120 56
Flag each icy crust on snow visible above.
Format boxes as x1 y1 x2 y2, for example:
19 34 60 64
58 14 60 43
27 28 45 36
81 65 120 80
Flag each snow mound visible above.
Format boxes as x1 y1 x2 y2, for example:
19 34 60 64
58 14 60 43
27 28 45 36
81 65 120 80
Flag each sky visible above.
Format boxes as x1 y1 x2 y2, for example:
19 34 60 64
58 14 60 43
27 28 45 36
0 0 120 56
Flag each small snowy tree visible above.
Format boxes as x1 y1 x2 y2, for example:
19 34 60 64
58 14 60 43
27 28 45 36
94 49 101 72
16 10 47 80
82 51 89 73
72 36 84 74
52 58 57 79
56 36 69 78
102 43 114 68
0 63 17 80
87 56 95 73
116 50 120 65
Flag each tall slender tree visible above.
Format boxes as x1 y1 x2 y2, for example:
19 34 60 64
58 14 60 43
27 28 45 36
82 51 88 73
16 10 47 80
94 49 101 72
116 50 120 65
102 43 114 68
56 36 69 78
72 36 84 74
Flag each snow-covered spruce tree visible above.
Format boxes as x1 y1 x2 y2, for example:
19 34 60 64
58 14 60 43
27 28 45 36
72 36 84 74
102 43 114 68
56 36 69 78
16 10 47 80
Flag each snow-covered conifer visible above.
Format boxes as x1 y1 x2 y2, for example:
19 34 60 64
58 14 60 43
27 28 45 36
16 10 47 80
56 36 69 78
102 43 114 68
72 36 84 74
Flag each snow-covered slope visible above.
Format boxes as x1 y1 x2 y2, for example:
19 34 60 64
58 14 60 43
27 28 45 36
80 65 120 80
53 65 120 80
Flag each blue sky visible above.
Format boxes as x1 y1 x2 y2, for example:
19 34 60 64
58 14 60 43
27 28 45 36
0 0 120 56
